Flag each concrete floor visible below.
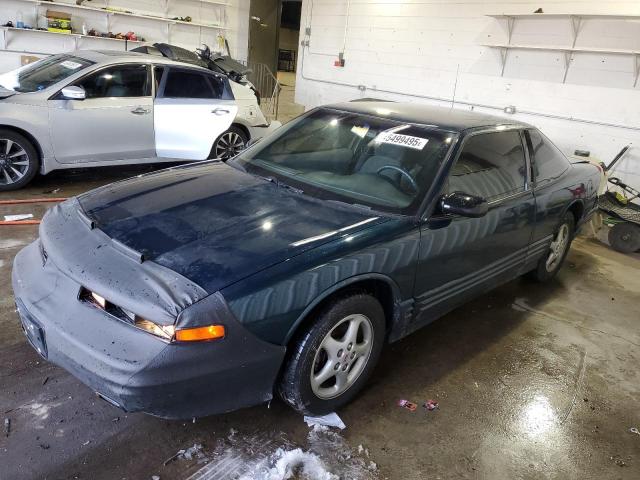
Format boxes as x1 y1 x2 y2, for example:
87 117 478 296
1 169 639 480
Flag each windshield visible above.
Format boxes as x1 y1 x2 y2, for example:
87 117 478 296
232 108 456 215
0 54 94 93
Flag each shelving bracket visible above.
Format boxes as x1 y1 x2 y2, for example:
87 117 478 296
562 50 572 83
570 15 583 48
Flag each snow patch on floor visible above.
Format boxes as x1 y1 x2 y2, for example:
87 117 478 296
185 426 379 480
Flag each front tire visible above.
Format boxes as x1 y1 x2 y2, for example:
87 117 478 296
0 129 39 191
210 126 248 161
278 293 385 415
528 212 575 282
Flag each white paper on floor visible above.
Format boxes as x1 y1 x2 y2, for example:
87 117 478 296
3 214 33 222
303 412 346 430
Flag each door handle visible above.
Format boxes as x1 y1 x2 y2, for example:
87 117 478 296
131 107 150 115
212 108 230 115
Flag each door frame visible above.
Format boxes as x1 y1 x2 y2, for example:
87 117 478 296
419 125 533 223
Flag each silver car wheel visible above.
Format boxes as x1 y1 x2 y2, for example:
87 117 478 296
214 131 246 160
310 313 374 400
546 223 570 272
0 138 30 186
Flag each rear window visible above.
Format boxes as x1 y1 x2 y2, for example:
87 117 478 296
526 129 569 184
162 69 216 99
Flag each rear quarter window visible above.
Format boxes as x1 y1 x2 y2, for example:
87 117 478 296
526 129 570 184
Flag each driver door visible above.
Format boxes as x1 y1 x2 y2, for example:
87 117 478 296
411 129 536 330
48 63 155 163
154 66 237 160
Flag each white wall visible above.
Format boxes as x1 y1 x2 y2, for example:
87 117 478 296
0 0 250 72
295 0 640 186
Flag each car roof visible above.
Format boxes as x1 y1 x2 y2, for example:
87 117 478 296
324 101 533 133
71 50 214 73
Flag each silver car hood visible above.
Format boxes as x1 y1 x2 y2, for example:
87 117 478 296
0 87 16 99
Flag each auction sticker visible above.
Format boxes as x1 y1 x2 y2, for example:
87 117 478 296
60 61 83 70
377 132 428 150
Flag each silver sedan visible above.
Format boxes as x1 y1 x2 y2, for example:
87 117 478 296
0 50 278 191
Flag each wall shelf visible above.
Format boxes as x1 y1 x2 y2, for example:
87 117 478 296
485 13 640 86
11 0 229 30
0 26 143 52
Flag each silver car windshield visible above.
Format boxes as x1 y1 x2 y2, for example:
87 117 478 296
233 108 456 215
0 54 94 93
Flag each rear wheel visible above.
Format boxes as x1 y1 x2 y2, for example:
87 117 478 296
211 126 248 161
528 212 575 282
608 222 640 253
278 293 385 415
0 129 39 191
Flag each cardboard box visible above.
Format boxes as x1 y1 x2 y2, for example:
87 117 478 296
45 10 72 21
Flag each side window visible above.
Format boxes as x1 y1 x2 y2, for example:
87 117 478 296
449 130 527 201
162 69 216 99
526 129 569 183
75 64 150 99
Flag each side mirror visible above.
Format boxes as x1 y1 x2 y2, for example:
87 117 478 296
440 191 488 218
60 86 86 100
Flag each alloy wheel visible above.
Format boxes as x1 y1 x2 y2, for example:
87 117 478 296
214 131 246 160
546 223 570 272
0 138 30 186
310 314 374 400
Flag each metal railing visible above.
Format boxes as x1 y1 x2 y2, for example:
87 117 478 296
244 61 281 121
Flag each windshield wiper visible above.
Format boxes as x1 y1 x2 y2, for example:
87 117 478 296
255 174 303 194
325 199 373 211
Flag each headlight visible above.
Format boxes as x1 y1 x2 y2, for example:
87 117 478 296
80 288 224 342
134 318 175 340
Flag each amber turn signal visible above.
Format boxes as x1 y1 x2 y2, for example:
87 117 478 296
175 325 225 342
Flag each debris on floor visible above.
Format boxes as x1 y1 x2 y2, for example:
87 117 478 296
3 214 34 222
4 417 10 437
397 399 417 412
630 427 640 436
423 400 439 411
303 412 346 430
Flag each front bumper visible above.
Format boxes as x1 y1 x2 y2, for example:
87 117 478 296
12 240 286 419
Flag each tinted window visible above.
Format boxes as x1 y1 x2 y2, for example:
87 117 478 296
163 70 215 98
233 108 456 214
449 131 526 200
526 129 569 183
75 64 150 98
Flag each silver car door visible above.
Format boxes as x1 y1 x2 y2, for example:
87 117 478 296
154 67 237 160
48 63 155 164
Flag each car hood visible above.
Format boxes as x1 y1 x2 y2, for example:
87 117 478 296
0 86 17 99
78 162 387 293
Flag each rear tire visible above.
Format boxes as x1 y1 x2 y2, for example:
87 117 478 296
608 222 640 253
528 212 575 282
210 126 248 161
0 129 39 191
278 293 385 415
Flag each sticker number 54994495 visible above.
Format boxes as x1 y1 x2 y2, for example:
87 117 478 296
377 132 429 150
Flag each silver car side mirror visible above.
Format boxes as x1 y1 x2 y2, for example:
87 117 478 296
60 86 86 100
